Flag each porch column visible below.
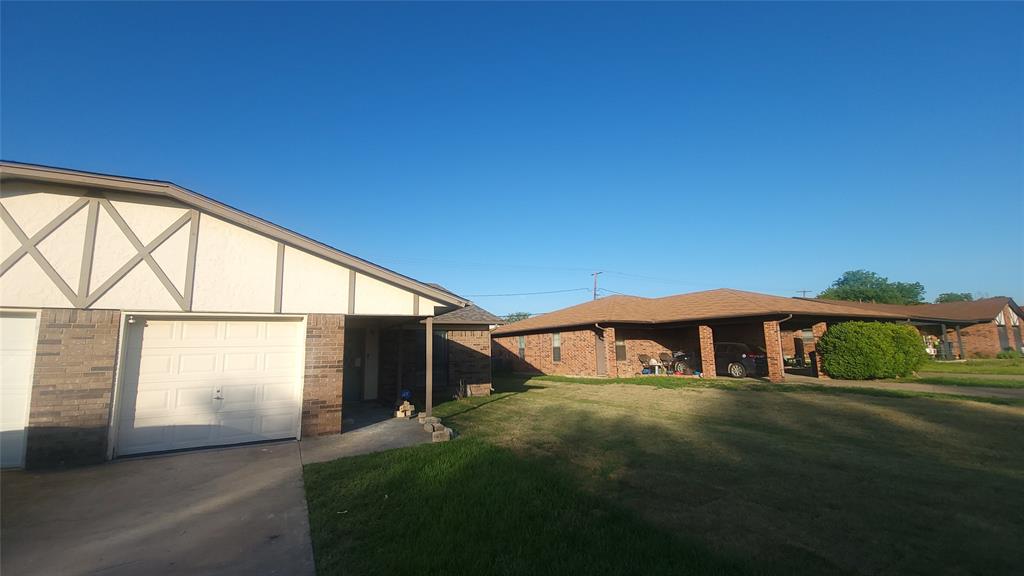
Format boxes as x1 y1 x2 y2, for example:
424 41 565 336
698 325 716 377
939 323 949 360
811 322 829 379
425 317 433 417
956 326 964 360
763 320 784 383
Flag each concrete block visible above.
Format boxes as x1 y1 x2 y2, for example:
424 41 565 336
432 429 451 442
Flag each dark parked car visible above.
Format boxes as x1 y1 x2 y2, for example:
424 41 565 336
714 342 768 378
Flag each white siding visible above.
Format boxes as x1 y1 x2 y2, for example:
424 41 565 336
192 214 277 313
355 273 415 315
280 245 349 314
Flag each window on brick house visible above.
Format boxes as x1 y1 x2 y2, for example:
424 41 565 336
615 335 626 361
518 335 526 359
552 332 561 362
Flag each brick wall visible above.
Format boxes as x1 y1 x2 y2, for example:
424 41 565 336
447 329 492 396
302 314 344 436
493 328 601 376
25 309 121 468
944 318 1015 358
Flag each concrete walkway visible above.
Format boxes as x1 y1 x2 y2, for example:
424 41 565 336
785 374 1024 400
300 414 433 465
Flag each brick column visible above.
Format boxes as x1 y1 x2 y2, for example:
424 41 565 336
26 309 122 468
603 327 617 377
698 325 716 377
763 320 784 383
603 327 617 378
302 314 345 437
810 322 829 379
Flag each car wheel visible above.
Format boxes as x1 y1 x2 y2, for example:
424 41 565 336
728 362 747 378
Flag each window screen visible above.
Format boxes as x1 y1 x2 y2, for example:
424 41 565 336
615 336 626 361
552 332 561 362
518 335 526 359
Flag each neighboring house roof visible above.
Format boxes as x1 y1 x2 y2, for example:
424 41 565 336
803 297 1023 323
492 288 911 335
428 303 503 325
0 161 467 307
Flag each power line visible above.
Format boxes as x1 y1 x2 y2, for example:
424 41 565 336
462 287 590 298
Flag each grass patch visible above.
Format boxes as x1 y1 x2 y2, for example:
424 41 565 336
304 438 748 576
528 374 1022 406
900 375 1024 389
307 376 1024 575
921 358 1024 375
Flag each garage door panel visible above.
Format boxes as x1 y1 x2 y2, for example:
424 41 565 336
224 352 259 371
118 318 304 456
1 313 37 469
179 353 218 374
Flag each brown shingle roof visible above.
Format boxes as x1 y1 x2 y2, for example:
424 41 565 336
429 303 503 325
492 288 911 335
806 297 1021 323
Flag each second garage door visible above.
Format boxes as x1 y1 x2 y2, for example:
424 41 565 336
116 317 305 456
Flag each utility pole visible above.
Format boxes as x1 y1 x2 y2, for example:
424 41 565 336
797 290 811 298
592 271 602 300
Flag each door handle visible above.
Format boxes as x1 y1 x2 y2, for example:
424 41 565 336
213 388 224 400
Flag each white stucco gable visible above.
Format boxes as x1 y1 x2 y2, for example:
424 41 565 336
0 162 465 316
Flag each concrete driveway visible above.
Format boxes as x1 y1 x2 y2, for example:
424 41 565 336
1 412 433 576
1 442 315 576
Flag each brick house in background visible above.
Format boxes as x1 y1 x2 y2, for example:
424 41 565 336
492 289 915 383
796 297 1024 359
493 290 1024 384
0 162 498 469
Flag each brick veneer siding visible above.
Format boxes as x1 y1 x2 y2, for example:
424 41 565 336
762 320 784 382
447 329 493 396
942 311 1021 358
25 309 121 468
302 314 344 437
493 328 601 376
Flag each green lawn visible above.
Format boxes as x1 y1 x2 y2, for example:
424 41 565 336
529 373 1022 405
305 375 1024 575
921 358 1024 375
902 375 1024 389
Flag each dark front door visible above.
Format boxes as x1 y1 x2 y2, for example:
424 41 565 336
343 328 365 403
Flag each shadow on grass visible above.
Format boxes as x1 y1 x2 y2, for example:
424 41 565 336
304 437 755 576
530 374 1023 406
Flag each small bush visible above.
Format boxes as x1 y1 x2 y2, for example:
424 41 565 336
817 322 928 379
996 349 1022 360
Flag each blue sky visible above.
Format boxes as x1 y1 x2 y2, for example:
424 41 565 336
3 2 1021 315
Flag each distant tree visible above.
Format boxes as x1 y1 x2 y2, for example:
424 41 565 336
502 312 531 324
935 292 973 303
818 270 925 305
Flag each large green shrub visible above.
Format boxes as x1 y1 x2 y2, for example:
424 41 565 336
817 322 928 379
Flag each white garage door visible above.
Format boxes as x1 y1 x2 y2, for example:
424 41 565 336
116 317 304 456
1 312 37 468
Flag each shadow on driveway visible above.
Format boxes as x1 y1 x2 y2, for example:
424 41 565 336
1 441 314 576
